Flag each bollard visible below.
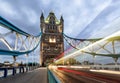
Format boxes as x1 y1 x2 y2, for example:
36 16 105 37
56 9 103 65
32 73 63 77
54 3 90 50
13 68 16 75
26 67 28 72
4 68 7 77
22 67 24 73
19 67 22 73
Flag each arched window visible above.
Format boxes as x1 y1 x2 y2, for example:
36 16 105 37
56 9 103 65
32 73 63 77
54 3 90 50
49 16 55 25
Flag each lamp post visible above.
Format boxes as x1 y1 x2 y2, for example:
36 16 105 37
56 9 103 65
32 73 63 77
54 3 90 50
25 54 28 71
13 56 17 67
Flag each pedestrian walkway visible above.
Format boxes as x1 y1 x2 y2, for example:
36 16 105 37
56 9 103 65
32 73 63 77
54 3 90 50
0 67 48 83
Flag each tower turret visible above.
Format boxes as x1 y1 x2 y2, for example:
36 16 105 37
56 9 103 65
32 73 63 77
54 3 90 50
40 12 44 23
60 16 64 21
60 16 64 24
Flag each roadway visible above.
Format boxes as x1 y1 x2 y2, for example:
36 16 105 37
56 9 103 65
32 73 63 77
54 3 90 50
53 67 120 83
0 67 47 83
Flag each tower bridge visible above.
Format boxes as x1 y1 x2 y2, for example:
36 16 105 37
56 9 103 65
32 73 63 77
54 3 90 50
0 12 120 83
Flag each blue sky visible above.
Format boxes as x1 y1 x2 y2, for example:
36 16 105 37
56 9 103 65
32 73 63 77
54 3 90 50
0 0 120 63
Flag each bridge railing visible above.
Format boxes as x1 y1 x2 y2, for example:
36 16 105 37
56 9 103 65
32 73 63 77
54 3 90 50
0 66 39 78
47 68 60 83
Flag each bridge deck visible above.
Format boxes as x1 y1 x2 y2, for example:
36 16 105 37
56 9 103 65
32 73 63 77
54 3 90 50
0 67 48 83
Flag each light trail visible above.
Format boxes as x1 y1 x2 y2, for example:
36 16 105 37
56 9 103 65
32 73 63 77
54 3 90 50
90 69 120 75
55 31 120 63
54 65 120 75
57 67 120 82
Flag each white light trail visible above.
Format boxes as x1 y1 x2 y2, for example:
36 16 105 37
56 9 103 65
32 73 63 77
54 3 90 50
55 31 120 63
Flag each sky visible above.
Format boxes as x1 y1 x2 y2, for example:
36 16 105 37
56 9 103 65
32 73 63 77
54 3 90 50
0 0 120 64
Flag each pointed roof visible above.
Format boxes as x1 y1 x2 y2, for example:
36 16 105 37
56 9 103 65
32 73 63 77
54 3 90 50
40 12 44 19
60 16 64 21
49 11 54 14
45 12 60 24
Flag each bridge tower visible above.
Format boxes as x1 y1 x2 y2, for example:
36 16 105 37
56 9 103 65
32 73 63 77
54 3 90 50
40 12 64 66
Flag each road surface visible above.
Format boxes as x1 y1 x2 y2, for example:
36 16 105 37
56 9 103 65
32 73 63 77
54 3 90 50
53 67 120 83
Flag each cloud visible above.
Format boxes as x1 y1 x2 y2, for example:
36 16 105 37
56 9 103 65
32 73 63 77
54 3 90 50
77 0 120 38
40 0 51 5
90 16 120 38
0 1 18 17
21 7 38 24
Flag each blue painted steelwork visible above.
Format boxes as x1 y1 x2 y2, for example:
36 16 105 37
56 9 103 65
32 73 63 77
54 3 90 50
0 39 40 56
63 32 102 41
0 16 30 36
0 16 41 37
48 69 58 83
0 16 42 56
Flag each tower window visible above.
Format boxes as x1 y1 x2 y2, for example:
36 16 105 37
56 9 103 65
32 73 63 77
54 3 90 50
50 21 52 24
49 36 56 43
43 28 45 33
52 21 55 24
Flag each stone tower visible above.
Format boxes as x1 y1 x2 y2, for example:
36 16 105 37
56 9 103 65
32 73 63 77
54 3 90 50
40 12 64 66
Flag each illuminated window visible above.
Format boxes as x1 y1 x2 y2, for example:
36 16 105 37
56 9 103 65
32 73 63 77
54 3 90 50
43 28 45 33
58 26 62 33
49 37 56 43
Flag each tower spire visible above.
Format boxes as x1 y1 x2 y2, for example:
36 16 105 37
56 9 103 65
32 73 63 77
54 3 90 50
40 12 44 23
40 12 44 19
60 15 64 24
